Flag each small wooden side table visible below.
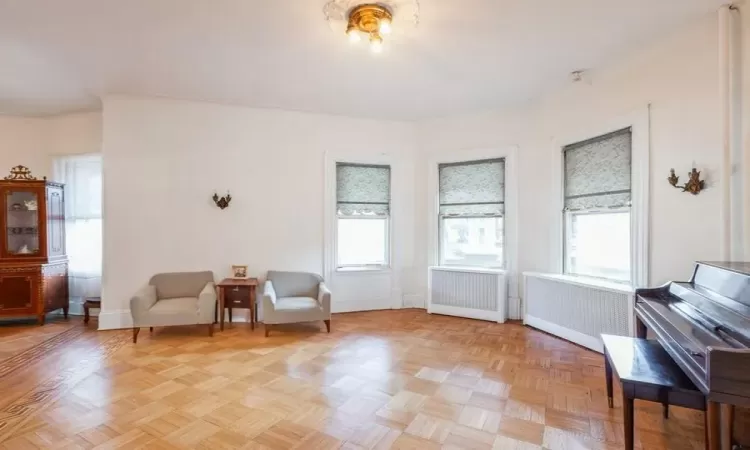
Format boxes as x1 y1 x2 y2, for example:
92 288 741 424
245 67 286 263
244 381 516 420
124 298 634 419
83 297 101 324
217 278 258 331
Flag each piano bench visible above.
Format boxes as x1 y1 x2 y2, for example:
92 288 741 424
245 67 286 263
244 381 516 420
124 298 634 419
602 334 706 450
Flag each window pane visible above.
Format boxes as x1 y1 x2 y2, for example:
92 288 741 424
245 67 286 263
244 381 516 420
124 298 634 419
337 218 387 266
440 217 503 268
567 211 630 281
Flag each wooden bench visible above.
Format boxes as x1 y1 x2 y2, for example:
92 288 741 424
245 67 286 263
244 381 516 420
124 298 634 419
602 334 707 450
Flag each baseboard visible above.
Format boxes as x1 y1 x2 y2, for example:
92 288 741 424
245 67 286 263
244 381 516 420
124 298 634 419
524 314 603 353
507 296 522 320
332 298 392 313
428 304 505 323
403 294 425 309
97 309 133 330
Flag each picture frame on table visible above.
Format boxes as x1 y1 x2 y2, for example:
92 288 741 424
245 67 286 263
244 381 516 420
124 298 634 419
231 265 249 279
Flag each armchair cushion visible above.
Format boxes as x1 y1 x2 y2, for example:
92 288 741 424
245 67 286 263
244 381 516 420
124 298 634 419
266 271 322 299
275 297 320 312
149 271 214 299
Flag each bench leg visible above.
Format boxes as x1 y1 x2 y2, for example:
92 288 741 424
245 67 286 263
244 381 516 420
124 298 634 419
604 350 614 408
623 392 634 450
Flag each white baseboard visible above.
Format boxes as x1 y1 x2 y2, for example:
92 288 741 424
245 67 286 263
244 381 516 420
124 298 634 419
98 309 133 330
507 296 522 320
524 314 603 353
428 304 505 323
332 297 392 313
403 294 425 309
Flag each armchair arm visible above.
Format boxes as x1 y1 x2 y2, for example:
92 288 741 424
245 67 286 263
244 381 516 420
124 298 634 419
130 285 157 326
263 280 277 321
318 282 331 315
197 282 217 324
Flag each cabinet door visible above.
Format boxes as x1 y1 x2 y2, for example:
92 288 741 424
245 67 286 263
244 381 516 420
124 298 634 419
0 270 36 313
46 185 66 258
2 186 47 259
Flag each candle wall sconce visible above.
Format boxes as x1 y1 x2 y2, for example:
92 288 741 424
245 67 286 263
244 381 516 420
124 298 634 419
212 192 232 209
668 168 705 195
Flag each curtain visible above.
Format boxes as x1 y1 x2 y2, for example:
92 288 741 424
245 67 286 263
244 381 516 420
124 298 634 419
439 158 505 217
336 163 391 216
53 154 102 314
564 128 632 211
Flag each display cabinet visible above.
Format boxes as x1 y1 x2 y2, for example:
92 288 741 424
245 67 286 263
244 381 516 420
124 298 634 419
0 166 68 325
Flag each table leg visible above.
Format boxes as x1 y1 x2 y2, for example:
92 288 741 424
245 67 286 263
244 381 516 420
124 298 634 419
604 350 614 408
623 392 634 450
229 305 232 324
721 404 734 450
219 287 225 331
250 286 255 330
707 401 721 450
84 303 90 324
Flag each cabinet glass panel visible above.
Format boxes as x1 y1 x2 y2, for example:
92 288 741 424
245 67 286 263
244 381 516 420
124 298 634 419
5 190 40 256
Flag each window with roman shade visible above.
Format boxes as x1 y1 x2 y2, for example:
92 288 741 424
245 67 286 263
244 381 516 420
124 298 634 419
563 128 632 211
563 128 632 282
438 158 505 268
336 163 390 216
335 163 391 268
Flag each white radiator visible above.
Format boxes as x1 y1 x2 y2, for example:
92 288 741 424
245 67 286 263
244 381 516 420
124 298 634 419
428 267 507 323
523 272 634 352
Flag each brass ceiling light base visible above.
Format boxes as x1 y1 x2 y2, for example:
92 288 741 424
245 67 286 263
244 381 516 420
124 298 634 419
346 3 393 52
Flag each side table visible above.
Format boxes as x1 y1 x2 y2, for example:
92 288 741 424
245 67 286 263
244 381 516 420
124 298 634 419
217 278 258 331
83 297 101 324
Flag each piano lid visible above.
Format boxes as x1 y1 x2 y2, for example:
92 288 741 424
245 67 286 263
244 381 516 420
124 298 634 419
699 261 750 276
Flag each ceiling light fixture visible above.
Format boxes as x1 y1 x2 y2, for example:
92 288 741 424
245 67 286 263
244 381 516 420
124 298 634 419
346 4 393 53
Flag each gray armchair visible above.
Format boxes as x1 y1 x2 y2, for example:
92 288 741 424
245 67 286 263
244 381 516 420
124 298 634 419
262 271 331 336
130 271 216 343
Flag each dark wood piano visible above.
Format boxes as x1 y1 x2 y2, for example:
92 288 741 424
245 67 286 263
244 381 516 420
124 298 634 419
635 261 750 450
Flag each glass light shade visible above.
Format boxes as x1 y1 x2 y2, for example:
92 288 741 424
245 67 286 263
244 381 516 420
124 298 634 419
379 18 392 35
370 35 383 53
347 27 361 43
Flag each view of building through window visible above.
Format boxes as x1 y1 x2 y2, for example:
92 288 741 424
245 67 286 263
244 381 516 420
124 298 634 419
441 217 503 267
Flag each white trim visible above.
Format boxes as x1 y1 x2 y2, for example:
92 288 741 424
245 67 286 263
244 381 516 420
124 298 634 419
97 309 133 330
430 265 506 275
403 294 425 309
524 314 603 353
426 146 519 300
523 271 634 295
550 105 651 288
429 304 506 323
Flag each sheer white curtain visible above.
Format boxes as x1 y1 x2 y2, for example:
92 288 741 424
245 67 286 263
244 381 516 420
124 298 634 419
54 154 102 314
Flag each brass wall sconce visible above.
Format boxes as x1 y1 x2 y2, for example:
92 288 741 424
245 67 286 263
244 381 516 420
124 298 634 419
668 168 705 195
212 192 232 209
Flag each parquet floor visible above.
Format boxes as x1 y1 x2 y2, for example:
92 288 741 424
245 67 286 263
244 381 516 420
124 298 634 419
0 310 714 449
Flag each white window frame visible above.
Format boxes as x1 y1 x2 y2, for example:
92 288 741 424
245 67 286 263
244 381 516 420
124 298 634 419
552 106 650 288
427 147 518 290
563 206 631 282
335 214 391 270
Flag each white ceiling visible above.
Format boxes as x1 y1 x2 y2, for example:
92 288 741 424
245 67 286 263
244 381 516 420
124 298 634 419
0 0 724 120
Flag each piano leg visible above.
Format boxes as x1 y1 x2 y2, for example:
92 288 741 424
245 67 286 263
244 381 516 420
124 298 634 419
707 401 721 450
635 315 647 338
721 404 734 450
604 349 614 408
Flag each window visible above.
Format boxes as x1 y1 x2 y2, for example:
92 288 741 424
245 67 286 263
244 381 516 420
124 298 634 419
439 159 505 268
336 163 390 269
563 128 632 282
53 154 102 311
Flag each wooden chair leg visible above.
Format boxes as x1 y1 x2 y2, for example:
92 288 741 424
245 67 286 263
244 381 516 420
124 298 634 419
132 328 140 344
663 403 669 419
324 319 331 333
149 327 154 332
84 304 90 324
208 324 213 337
265 325 270 337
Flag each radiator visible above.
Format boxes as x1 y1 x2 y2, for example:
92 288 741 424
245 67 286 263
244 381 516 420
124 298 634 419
427 267 507 323
523 272 634 352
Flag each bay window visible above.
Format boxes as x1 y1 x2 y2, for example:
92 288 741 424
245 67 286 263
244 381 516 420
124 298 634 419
336 163 390 269
563 128 632 282
438 158 505 268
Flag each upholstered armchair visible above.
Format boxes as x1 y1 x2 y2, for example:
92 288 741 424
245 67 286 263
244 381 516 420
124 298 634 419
130 271 216 343
262 271 331 336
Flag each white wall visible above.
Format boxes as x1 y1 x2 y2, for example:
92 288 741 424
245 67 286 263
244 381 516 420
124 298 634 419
417 13 723 294
100 95 419 327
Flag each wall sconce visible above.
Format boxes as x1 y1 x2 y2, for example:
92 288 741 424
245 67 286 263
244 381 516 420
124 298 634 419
668 168 705 195
212 191 232 209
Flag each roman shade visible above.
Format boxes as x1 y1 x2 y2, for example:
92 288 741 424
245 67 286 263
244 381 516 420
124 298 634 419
564 128 632 211
439 158 505 217
336 163 390 216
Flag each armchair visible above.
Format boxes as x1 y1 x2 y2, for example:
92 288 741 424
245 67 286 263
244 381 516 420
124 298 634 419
130 271 216 343
262 271 331 336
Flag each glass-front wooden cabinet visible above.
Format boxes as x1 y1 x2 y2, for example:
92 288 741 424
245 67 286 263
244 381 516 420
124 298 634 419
0 166 68 325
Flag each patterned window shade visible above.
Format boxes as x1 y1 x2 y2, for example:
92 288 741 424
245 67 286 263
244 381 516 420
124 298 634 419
439 158 505 217
564 128 632 211
336 163 390 216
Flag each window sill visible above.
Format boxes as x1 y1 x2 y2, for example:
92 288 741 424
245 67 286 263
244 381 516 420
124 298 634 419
336 267 391 274
430 266 506 275
523 272 634 295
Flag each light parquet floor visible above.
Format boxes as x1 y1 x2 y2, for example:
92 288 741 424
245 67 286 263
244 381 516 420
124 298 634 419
0 310 713 449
